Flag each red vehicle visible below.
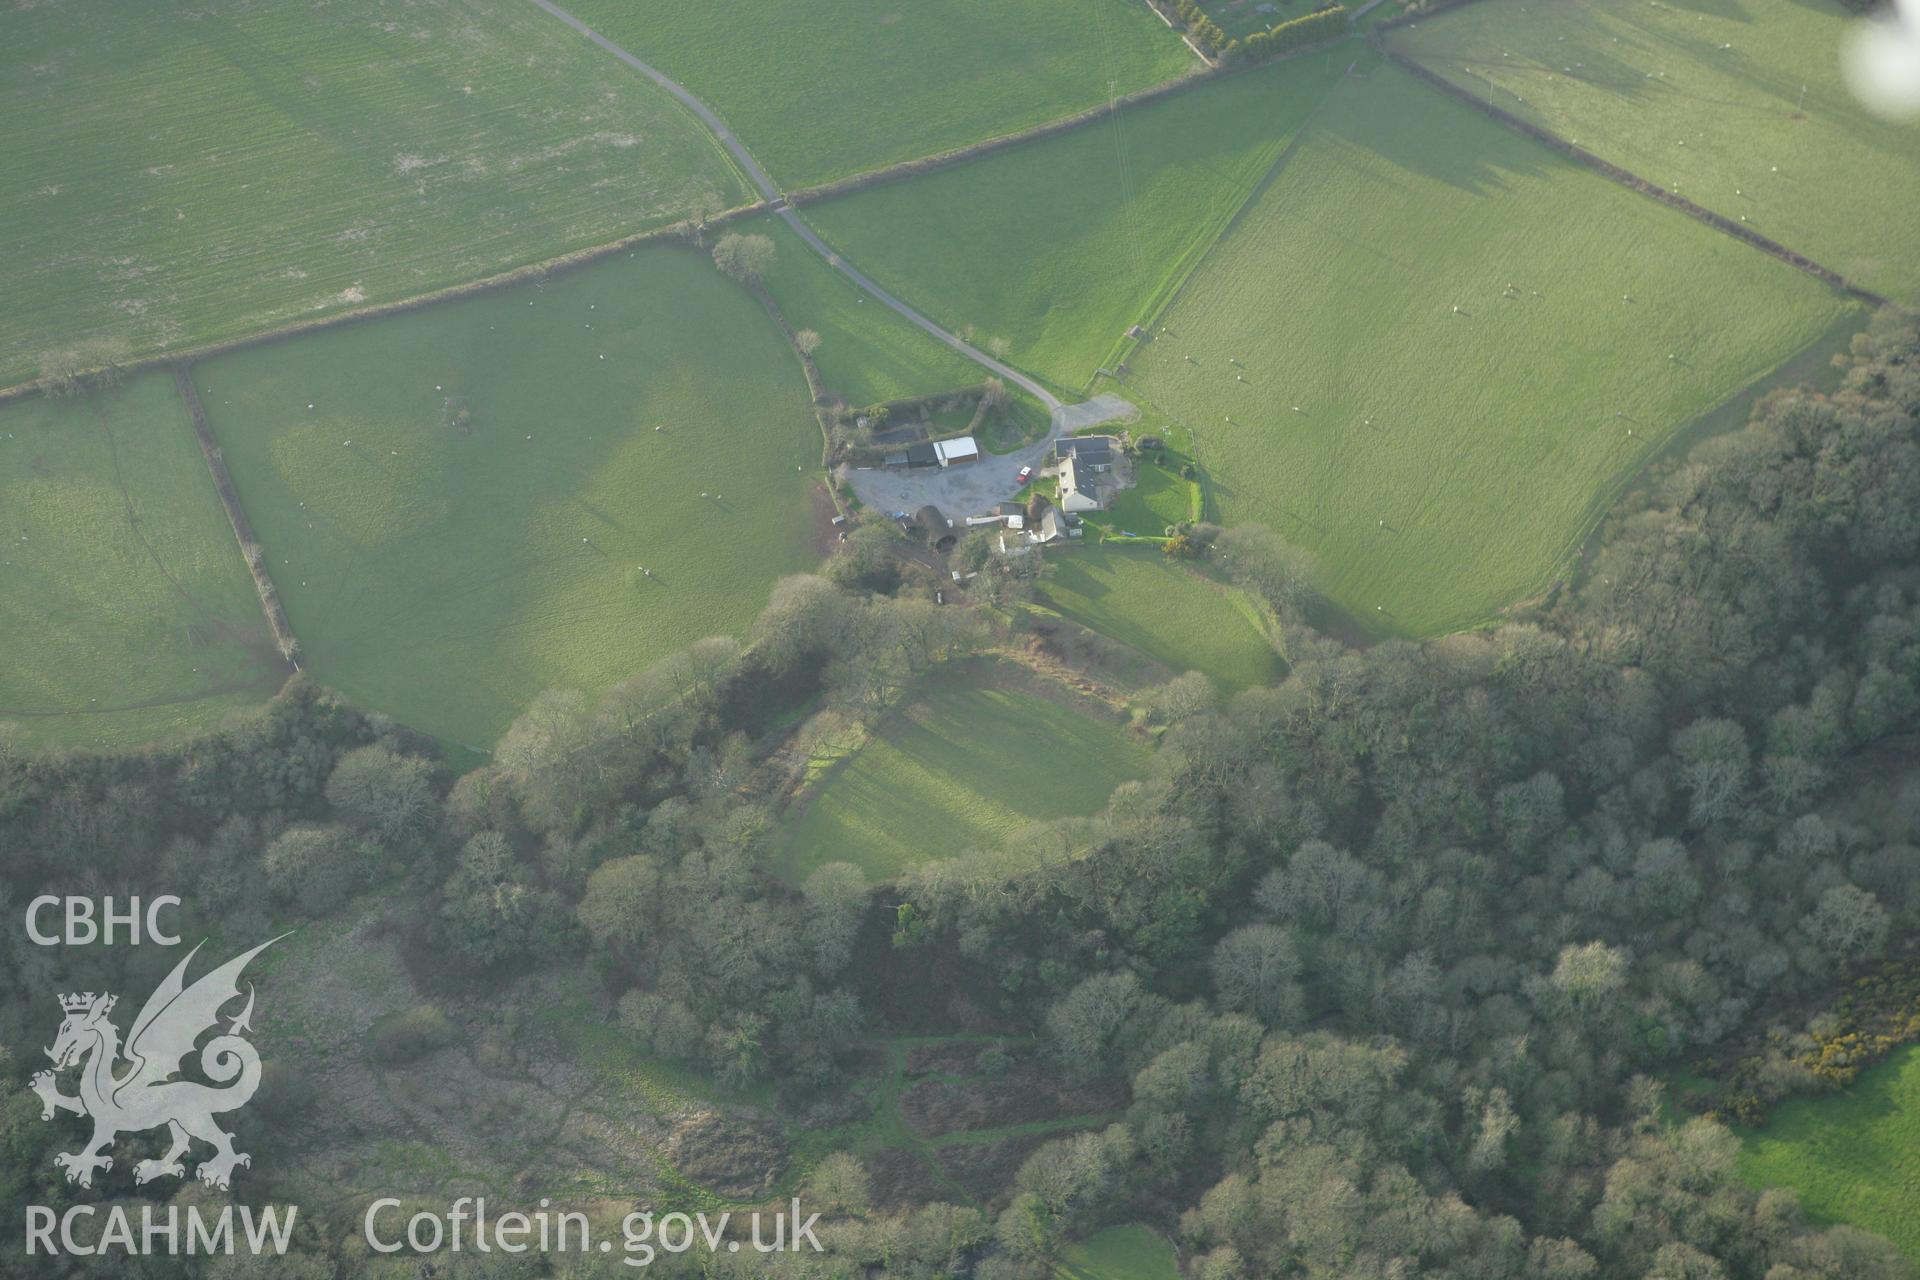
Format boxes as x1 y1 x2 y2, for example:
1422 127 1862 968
1016 465 1034 486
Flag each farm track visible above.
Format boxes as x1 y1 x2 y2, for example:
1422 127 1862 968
525 0 1065 413
0 6 1216 410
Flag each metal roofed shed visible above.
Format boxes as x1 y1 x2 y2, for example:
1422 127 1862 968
933 435 980 467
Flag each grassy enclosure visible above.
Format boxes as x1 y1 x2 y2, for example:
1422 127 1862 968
772 661 1151 884
1126 66 1852 636
1738 1046 1920 1263
1055 1224 1182 1280
1390 0 1920 304
804 54 1349 394
0 0 744 389
1033 545 1283 691
554 0 1197 188
0 374 278 749
747 217 984 408
199 245 820 751
1086 448 1198 536
1199 0 1322 40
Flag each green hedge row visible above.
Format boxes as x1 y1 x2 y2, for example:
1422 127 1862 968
1168 0 1232 59
1235 5 1349 64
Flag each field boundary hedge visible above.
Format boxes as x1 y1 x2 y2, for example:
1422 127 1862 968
1103 70 1343 384
748 282 837 467
1138 0 1224 65
1379 39 1888 307
172 369 300 672
0 204 772 408
785 70 1209 209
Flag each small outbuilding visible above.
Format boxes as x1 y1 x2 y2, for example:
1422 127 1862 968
933 435 980 467
914 505 957 551
905 442 938 469
1032 507 1082 545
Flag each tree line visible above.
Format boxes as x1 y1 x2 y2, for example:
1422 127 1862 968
1 308 1917 1276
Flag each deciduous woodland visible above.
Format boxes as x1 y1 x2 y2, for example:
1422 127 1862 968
5 311 1919 1277
7 0 1920 1273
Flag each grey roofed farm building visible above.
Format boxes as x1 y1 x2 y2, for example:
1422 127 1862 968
1053 435 1116 470
1033 507 1081 544
904 442 938 469
1058 455 1104 513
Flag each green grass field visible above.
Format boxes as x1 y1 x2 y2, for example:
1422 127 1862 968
556 0 1196 189
1056 1224 1182 1280
0 0 743 389
1088 454 1198 536
1391 0 1920 305
1127 65 1853 636
1035 546 1283 691
747 218 984 408
772 661 1151 883
199 245 819 751
1739 1046 1920 1263
804 54 1349 395
0 374 279 749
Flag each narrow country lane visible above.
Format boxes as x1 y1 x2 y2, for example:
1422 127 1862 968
525 0 1064 413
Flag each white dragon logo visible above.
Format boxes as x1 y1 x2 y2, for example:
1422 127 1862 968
30 937 282 1191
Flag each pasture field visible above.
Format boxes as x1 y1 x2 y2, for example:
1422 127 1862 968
0 0 743 389
1391 0 1920 304
555 0 1196 188
804 54 1350 395
1738 1046 1920 1262
0 374 278 749
1055 1225 1182 1280
772 661 1150 884
1034 546 1283 691
199 245 819 751
747 218 984 408
1126 66 1852 636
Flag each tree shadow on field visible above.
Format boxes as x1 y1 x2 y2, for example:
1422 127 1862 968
1403 20 1673 111
1327 70 1561 199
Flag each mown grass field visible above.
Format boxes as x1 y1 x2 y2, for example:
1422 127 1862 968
557 0 1196 188
1035 546 1283 691
1738 1046 1920 1263
805 54 1349 395
772 662 1150 884
200 245 819 751
0 375 278 749
0 0 743 389
1391 0 1920 304
1127 65 1853 636
1056 1224 1182 1280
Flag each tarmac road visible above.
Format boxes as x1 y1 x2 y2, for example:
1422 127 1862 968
526 0 1061 412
